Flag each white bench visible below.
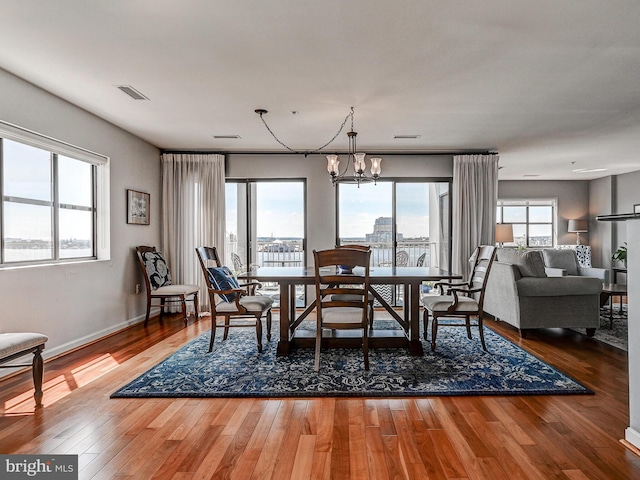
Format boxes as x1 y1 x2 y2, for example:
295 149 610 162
0 333 48 407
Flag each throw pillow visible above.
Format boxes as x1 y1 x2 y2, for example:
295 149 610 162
496 248 547 277
207 266 240 302
541 249 579 275
141 251 172 289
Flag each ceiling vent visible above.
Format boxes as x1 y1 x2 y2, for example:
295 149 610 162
212 135 241 139
393 135 421 139
116 85 149 100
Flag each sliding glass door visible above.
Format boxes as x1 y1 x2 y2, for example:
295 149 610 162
337 179 451 305
226 179 306 306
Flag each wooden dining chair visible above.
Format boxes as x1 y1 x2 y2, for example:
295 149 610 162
136 246 200 326
421 245 496 351
331 245 376 327
196 246 273 352
314 248 372 371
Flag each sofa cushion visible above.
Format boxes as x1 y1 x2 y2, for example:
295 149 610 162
541 249 579 276
496 249 547 278
516 276 602 296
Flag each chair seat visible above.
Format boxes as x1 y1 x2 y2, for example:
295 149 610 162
152 284 200 296
421 294 478 314
321 306 366 324
215 295 273 313
0 333 48 360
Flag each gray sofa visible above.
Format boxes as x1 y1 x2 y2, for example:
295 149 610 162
541 248 610 282
484 248 602 338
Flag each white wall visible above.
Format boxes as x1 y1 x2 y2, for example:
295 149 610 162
0 68 160 368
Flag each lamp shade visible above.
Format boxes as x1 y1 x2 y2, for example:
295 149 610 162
568 219 588 233
495 224 514 243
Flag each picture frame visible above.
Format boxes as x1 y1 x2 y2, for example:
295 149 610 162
635 204 640 214
127 189 150 225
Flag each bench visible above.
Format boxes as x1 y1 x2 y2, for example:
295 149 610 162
0 333 48 407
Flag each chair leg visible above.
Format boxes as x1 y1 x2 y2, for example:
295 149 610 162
431 315 439 351
32 346 44 408
193 293 199 321
181 295 188 325
369 302 375 330
208 316 217 352
363 325 370 371
266 310 272 341
223 317 230 340
478 315 487 351
255 315 263 353
465 315 472 339
314 327 322 372
144 299 151 327
159 299 166 323
423 309 429 341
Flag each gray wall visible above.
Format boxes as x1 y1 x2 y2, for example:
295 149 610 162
0 68 160 368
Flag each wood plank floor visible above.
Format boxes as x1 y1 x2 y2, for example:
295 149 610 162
1 311 639 479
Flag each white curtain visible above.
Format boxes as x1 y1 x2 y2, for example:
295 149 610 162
452 154 499 279
161 153 226 310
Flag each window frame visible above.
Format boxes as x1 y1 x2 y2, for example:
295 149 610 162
0 120 110 267
496 198 557 248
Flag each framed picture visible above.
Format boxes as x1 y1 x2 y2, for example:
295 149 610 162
127 189 150 225
635 204 640 214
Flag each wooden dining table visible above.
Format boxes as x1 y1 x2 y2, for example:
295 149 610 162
239 266 462 356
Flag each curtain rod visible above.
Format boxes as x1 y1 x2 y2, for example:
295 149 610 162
160 149 498 156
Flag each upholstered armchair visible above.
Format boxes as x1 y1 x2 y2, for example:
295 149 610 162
541 249 609 283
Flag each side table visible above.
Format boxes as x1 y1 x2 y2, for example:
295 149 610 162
613 267 627 284
600 283 627 328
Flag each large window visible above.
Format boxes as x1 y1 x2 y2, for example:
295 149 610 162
226 179 306 306
337 179 451 305
497 199 556 248
0 123 108 266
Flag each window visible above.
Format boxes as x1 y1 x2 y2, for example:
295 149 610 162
0 122 109 266
497 199 556 248
226 179 306 306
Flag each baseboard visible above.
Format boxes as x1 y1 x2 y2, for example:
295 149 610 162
624 427 640 455
0 312 149 381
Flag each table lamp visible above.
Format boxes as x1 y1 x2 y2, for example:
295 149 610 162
495 224 514 247
568 219 588 245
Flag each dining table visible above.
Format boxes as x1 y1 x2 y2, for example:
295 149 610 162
238 265 462 356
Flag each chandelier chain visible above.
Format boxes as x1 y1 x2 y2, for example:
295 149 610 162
256 107 354 155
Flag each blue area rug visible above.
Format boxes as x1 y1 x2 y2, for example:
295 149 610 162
111 320 592 398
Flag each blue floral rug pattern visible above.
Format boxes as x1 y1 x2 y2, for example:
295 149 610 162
111 322 591 398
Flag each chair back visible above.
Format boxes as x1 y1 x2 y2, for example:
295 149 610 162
314 248 371 324
467 245 497 306
195 246 223 290
416 252 426 267
136 246 173 294
396 250 409 266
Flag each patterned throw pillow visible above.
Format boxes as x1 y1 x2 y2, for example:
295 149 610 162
141 251 172 289
207 266 240 302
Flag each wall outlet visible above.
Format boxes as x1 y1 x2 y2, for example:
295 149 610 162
135 284 141 294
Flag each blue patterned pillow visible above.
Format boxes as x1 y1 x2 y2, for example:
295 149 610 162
141 251 172 289
207 266 240 302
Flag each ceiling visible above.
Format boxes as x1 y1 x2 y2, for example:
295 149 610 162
2 1 640 180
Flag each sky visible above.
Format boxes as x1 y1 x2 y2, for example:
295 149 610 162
226 180 436 239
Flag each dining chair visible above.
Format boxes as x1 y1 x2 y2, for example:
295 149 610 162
421 245 496 351
196 246 273 353
313 247 372 371
331 245 376 327
396 250 409 267
136 246 200 326
416 252 426 267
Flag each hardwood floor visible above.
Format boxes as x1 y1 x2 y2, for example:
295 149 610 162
1 312 639 479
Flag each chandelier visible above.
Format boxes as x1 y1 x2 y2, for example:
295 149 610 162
255 107 382 187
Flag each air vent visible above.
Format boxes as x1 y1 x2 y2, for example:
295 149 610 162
393 135 421 139
212 135 241 139
116 85 149 100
